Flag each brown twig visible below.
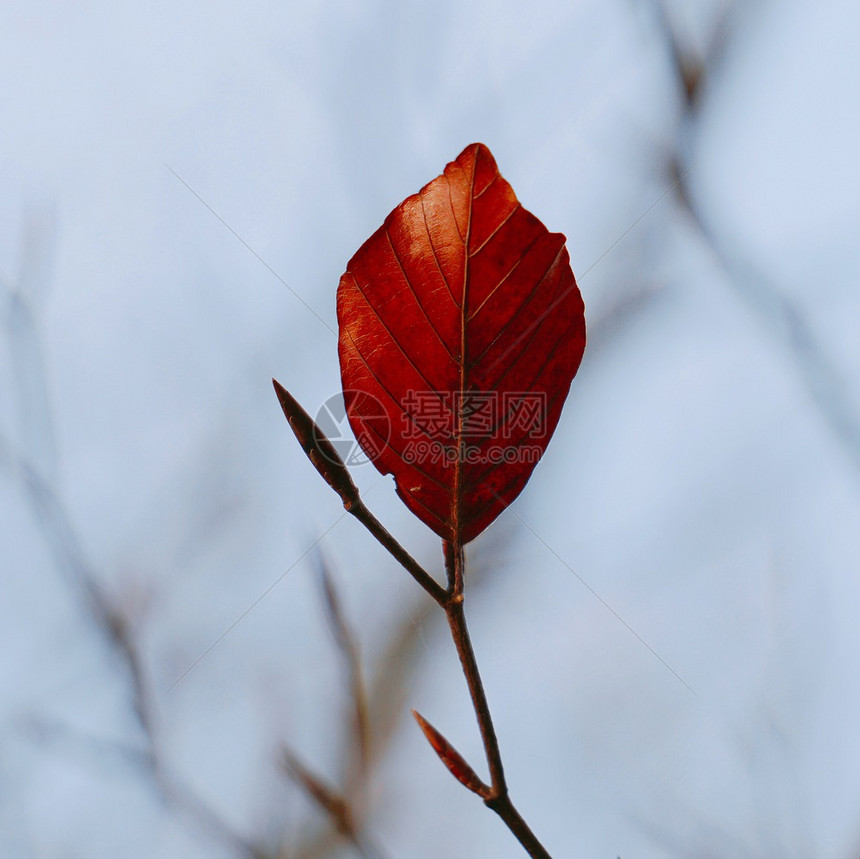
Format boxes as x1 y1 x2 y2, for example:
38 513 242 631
279 555 393 859
281 750 387 859
276 383 552 856
281 539 502 858
316 554 372 786
440 540 551 858
273 380 447 606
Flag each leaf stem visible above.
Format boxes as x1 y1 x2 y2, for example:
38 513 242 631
348 500 447 606
445 599 506 792
444 542 503 791
443 541 552 858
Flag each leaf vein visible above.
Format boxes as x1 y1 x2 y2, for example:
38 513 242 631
385 228 457 364
347 272 450 401
467 241 565 373
468 202 521 258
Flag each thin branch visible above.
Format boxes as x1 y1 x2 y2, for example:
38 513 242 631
443 542 504 794
2 224 265 859
349 500 448 605
652 0 860 475
279 555 394 859
19 715 266 859
489 800 553 859
11 452 267 857
315 553 371 788
441 542 552 858
273 379 447 605
279 541 494 859
275 385 552 856
281 749 388 859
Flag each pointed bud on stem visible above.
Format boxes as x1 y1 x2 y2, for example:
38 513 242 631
412 709 489 798
273 379 360 508
273 380 447 606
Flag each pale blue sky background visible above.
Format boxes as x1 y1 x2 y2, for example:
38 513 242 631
2 1 860 856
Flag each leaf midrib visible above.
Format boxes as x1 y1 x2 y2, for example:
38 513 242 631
453 147 480 546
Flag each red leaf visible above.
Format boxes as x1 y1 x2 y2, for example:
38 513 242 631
337 143 585 544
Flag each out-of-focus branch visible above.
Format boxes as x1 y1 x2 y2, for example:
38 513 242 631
2 208 57 481
1 218 267 859
317 553 371 789
628 7 829 853
277 534 507 857
274 496 518 857
651 0 860 474
281 749 387 859
19 715 272 859
3 438 267 858
278 557 389 859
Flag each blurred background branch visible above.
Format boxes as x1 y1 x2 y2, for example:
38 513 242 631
2 216 269 859
648 0 860 475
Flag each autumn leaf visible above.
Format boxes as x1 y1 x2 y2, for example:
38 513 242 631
337 143 585 545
